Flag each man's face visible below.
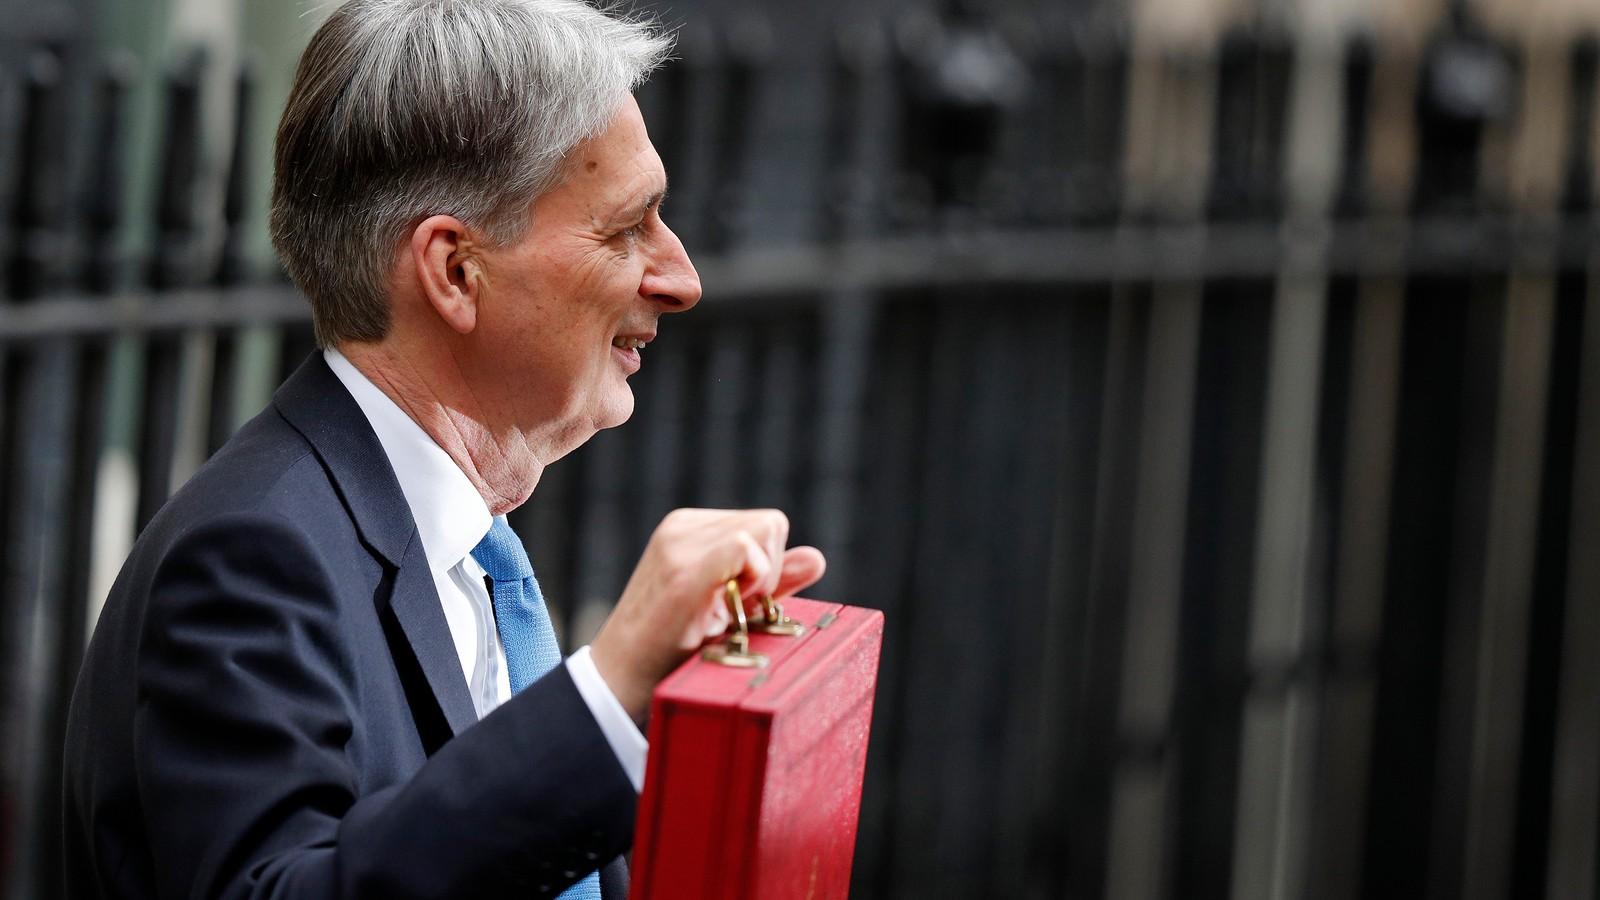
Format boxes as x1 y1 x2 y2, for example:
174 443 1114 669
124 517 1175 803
468 95 699 451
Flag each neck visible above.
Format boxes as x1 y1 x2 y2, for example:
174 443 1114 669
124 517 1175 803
338 341 543 516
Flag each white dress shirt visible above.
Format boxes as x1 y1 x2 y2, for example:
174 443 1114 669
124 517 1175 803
325 349 647 791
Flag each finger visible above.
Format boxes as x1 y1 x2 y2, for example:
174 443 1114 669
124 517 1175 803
696 595 731 641
731 529 774 600
723 510 785 599
771 546 826 599
761 512 787 599
689 524 771 590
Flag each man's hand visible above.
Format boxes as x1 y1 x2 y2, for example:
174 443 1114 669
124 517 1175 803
588 508 827 722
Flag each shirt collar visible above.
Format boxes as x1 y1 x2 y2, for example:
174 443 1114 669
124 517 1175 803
324 348 491 573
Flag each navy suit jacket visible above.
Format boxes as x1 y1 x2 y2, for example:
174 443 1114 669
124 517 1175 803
62 355 634 899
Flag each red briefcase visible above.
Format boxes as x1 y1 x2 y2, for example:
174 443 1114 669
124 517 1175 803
629 588 885 900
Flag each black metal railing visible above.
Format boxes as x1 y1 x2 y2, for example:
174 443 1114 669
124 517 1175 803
3 9 1600 900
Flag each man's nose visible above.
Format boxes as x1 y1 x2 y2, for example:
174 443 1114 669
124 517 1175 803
641 221 701 312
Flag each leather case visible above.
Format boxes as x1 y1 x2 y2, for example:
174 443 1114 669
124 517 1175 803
629 594 885 899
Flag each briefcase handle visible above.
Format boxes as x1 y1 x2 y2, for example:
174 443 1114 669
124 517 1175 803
701 580 806 669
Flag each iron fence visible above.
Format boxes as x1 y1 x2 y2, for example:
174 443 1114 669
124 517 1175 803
2 9 1599 900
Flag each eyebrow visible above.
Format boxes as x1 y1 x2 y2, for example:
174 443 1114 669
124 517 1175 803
637 186 667 218
602 182 669 230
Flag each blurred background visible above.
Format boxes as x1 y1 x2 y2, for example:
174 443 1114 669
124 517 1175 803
3 0 1600 897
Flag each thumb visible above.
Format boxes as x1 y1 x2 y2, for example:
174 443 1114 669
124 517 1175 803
771 546 826 599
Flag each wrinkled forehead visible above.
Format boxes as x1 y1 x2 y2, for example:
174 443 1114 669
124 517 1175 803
551 98 668 216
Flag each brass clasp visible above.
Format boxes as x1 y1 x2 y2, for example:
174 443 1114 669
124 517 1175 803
755 594 805 636
702 580 770 668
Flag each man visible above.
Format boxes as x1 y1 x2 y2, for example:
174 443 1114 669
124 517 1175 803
61 1 826 897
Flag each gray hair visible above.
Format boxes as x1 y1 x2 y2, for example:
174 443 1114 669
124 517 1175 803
269 0 673 346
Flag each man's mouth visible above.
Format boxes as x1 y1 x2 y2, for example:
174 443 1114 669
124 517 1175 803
611 334 651 374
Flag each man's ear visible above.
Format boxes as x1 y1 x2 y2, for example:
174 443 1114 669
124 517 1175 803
409 214 483 335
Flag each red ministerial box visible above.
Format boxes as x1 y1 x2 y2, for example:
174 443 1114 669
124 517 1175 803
629 597 885 900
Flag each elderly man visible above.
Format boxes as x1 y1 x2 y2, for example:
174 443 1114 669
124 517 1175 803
61 1 825 898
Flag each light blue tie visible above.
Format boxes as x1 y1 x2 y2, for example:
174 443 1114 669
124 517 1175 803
471 517 603 900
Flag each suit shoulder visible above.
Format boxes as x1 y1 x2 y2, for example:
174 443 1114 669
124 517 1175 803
158 408 335 525
98 407 384 645
129 408 378 582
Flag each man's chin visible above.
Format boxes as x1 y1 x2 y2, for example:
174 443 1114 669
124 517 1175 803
593 392 635 431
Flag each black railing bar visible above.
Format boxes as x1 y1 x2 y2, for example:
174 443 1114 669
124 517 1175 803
682 218 1600 289
83 54 136 295
1459 293 1561 900
1317 281 1406 900
135 52 207 535
694 321 749 509
1545 248 1600 896
207 63 259 455
0 286 311 340
1 213 1597 341
1104 285 1204 898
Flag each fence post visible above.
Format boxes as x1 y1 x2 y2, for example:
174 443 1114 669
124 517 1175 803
1544 35 1600 900
207 62 255 456
1101 36 1213 900
702 16 768 255
135 52 205 534
1227 26 1330 900
0 49 79 900
33 55 137 900
1456 25 1568 900
1305 33 1409 900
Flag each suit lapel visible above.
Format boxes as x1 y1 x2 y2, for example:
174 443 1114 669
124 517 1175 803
600 856 629 899
389 535 479 737
273 353 478 738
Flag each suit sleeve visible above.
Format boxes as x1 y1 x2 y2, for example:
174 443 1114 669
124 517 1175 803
133 512 635 900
